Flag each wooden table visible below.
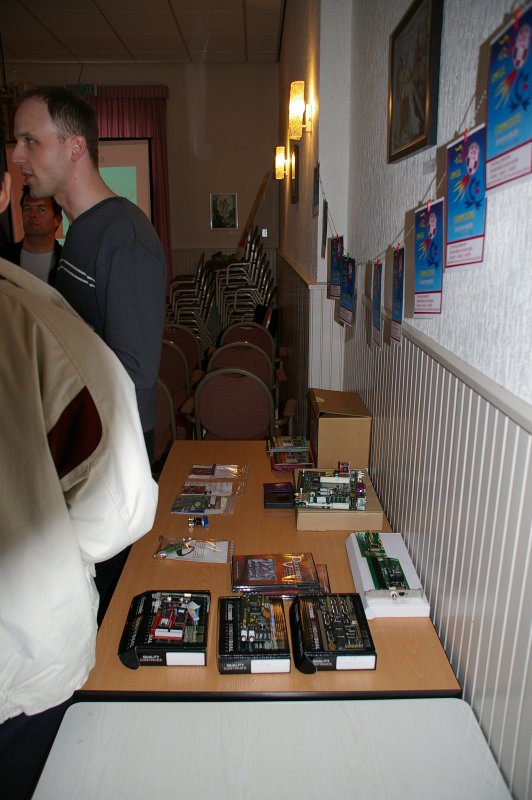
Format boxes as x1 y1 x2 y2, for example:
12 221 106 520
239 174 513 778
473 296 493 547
80 440 460 699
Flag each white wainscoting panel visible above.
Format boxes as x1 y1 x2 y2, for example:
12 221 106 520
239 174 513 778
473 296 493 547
308 284 345 390
344 307 531 800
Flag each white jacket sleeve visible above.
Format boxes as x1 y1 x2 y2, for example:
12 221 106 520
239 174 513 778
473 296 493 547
58 354 159 564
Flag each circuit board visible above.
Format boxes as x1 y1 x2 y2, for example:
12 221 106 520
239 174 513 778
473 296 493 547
224 594 289 654
356 532 410 596
294 469 366 511
300 593 370 652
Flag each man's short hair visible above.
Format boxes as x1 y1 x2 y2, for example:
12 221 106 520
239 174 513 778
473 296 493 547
19 86 99 167
20 184 62 218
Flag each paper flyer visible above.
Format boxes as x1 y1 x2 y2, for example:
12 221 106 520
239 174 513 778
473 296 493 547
414 198 444 316
327 235 343 299
446 125 487 268
372 260 382 347
339 256 356 325
486 3 532 191
391 246 404 342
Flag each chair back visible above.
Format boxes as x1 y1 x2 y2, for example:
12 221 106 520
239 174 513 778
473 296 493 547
220 321 276 362
159 340 191 411
194 368 275 440
153 377 176 468
163 324 203 374
207 342 273 388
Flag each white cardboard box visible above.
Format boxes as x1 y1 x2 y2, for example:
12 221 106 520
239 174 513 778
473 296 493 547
346 532 430 619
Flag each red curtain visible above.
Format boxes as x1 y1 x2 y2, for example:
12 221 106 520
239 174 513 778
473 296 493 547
85 85 172 286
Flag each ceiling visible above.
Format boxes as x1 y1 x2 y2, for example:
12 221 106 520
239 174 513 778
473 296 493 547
0 0 286 70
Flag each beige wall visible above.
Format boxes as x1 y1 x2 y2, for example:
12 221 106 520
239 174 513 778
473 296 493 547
278 0 320 280
7 61 279 265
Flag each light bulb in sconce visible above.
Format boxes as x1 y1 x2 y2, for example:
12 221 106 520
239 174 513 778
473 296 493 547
288 80 305 140
274 146 287 180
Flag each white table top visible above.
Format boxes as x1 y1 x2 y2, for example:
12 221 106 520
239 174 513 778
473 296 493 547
33 698 510 799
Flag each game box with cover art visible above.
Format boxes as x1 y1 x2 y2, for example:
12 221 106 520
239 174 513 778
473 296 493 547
231 552 321 596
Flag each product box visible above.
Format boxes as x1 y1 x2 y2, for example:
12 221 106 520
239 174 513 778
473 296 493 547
345 532 430 619
294 469 385 531
307 389 371 469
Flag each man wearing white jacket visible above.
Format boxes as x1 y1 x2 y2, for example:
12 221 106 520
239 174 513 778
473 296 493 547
0 124 158 798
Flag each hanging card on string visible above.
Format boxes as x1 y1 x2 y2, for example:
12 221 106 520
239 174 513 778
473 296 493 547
446 124 487 268
339 256 356 325
372 260 382 348
391 246 405 342
414 198 444 316
327 236 343 299
321 199 328 259
486 3 532 191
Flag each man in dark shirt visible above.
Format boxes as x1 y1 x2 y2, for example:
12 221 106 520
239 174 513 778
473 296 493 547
12 85 166 459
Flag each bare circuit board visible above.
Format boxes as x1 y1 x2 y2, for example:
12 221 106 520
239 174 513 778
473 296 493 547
356 532 411 597
294 469 366 511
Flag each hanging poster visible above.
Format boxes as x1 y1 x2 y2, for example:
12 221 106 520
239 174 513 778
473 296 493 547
486 2 532 191
372 260 382 347
414 198 444 316
391 246 405 342
327 235 343 299
446 125 487 268
339 256 356 325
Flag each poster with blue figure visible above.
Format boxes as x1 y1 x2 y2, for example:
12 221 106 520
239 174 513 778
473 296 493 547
391 246 404 342
339 255 356 326
446 124 486 268
372 260 382 348
486 3 532 190
414 198 444 316
328 235 343 300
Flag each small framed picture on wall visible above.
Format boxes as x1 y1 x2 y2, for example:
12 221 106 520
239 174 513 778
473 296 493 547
210 193 238 230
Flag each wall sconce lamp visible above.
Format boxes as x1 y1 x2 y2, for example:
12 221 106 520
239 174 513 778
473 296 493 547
288 80 313 140
274 145 287 180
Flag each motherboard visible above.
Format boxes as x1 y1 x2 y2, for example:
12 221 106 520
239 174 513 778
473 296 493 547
294 469 367 511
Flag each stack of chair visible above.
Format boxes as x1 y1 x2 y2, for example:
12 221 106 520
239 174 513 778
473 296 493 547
166 253 206 322
215 229 275 328
219 251 275 329
165 253 215 350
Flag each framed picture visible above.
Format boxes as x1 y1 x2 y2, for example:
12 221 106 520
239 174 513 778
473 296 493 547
387 0 443 163
290 144 299 204
210 193 238 230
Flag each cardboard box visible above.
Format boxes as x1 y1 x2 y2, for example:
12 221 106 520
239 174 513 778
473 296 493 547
294 469 385 531
307 389 371 469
